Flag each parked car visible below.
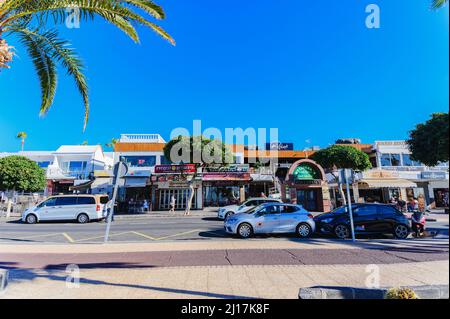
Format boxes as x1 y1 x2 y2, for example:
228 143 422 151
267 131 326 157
22 194 109 224
224 203 315 238
217 198 282 220
314 203 410 239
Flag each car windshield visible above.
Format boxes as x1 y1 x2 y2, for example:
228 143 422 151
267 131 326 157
330 206 348 214
244 206 259 214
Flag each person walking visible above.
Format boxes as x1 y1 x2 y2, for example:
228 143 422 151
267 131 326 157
169 195 176 213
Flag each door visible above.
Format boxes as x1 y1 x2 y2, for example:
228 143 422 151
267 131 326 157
278 205 301 233
296 190 318 211
253 205 281 233
37 197 58 220
376 205 400 233
352 205 379 233
54 197 78 220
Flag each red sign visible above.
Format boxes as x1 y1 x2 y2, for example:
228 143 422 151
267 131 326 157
202 172 252 181
154 164 196 174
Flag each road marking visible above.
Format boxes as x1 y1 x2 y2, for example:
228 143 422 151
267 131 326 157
131 231 156 240
18 232 63 239
155 229 203 241
74 231 132 242
62 233 75 243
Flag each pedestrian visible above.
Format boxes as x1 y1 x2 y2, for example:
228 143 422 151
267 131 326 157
169 195 176 213
407 197 419 212
143 199 149 213
396 197 407 213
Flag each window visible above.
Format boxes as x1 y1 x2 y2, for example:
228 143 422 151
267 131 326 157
77 197 96 205
380 154 392 166
120 156 156 167
39 198 57 208
390 154 401 166
353 205 377 216
244 200 257 207
55 197 78 206
160 156 172 165
280 205 298 213
259 205 279 214
69 161 87 172
36 161 51 168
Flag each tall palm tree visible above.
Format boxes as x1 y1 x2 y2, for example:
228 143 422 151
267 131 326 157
105 137 118 149
432 0 448 8
16 131 27 151
0 1 175 130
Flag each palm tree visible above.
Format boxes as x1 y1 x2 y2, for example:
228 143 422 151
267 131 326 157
16 131 27 151
0 1 175 130
105 137 118 149
432 0 448 8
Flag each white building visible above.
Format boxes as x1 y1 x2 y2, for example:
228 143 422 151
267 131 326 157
0 145 113 195
357 141 449 208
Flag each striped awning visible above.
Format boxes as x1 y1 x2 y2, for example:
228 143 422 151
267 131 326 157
358 179 417 189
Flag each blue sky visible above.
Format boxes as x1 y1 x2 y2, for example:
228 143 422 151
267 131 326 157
0 0 448 152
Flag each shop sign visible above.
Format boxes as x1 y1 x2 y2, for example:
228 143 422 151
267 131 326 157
292 164 321 180
293 179 322 186
204 164 249 173
421 171 446 180
125 170 151 177
154 164 196 174
364 170 399 179
202 172 252 181
151 174 190 183
266 142 294 151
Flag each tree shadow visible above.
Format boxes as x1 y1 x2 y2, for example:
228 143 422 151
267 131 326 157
4 263 255 299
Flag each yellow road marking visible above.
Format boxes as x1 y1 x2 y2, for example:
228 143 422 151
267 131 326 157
155 229 202 241
131 231 156 240
18 232 62 239
62 233 75 243
74 231 132 242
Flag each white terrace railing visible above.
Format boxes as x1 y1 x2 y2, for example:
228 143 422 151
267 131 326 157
119 134 166 144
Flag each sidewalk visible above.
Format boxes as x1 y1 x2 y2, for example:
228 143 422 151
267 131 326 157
2 260 448 299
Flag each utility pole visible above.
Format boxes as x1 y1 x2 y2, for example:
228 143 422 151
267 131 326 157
104 160 128 243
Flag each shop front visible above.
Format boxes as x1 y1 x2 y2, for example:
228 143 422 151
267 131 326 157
357 170 419 203
151 164 202 210
202 169 252 207
282 159 331 212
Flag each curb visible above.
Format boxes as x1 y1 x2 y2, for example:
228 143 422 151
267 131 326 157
0 269 8 292
299 285 449 299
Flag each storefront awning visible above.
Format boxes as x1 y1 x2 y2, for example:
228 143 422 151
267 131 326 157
69 179 94 191
358 179 417 189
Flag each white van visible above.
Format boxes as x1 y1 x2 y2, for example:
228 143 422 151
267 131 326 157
22 195 110 224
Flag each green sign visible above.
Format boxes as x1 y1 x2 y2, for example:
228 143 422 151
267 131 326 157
293 164 320 180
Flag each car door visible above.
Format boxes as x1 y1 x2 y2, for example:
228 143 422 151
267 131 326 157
376 205 400 233
37 197 58 220
254 205 281 233
54 197 78 220
278 205 301 233
352 205 379 233
76 196 97 219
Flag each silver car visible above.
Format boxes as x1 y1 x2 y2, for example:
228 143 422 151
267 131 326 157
224 203 315 238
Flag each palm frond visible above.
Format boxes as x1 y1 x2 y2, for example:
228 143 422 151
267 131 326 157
431 0 448 9
15 28 90 130
16 28 57 115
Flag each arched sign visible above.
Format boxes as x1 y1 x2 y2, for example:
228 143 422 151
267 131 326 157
286 159 326 185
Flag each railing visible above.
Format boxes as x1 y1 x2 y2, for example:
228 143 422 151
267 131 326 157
119 134 166 143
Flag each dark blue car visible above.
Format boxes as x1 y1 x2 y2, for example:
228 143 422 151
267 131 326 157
314 203 410 239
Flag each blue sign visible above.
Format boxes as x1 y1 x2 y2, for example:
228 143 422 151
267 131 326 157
421 172 446 180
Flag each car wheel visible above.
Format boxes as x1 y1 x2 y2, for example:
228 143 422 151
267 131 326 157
237 223 253 239
296 223 313 238
225 212 233 220
334 224 350 239
394 224 409 239
26 214 37 224
77 213 89 224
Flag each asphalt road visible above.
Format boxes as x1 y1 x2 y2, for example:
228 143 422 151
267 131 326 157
0 214 448 244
